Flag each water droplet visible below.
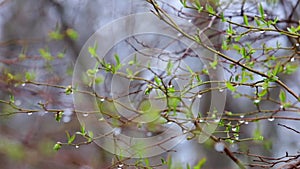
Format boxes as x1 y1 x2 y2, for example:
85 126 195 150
239 120 245 123
27 112 33 116
214 142 225 152
146 132 152 137
22 83 26 87
230 143 239 151
188 19 192 23
235 136 239 140
280 105 284 109
75 145 79 149
268 117 275 121
44 111 48 114
83 113 89 117
197 94 202 98
199 119 204 123
177 33 181 37
63 116 71 123
118 164 124 167
214 118 220 123
291 57 295 62
244 121 249 124
219 88 224 92
15 100 21 106
113 128 122 135
232 127 237 132
100 98 105 102
240 115 244 118
253 99 260 104
64 108 73 116
296 43 299 47
188 98 193 101
259 31 265 34
98 117 105 121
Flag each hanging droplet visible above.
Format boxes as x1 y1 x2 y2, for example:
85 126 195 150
15 100 21 106
259 31 265 34
146 132 152 137
253 99 260 104
168 84 173 88
214 118 220 123
21 83 26 87
244 121 249 124
44 111 48 114
75 145 79 149
197 94 202 99
291 57 295 62
100 98 105 102
239 120 245 123
268 117 275 122
177 33 181 37
280 105 284 109
219 88 224 92
214 142 225 152
240 115 244 118
232 127 237 132
98 117 105 121
27 112 33 116
63 116 71 123
235 136 239 140
199 119 204 123
188 19 192 23
188 98 193 102
118 164 124 168
83 113 89 117
296 43 299 47
113 128 122 135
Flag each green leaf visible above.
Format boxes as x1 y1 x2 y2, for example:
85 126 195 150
55 111 63 122
68 134 76 144
39 48 53 61
284 63 298 75
144 85 153 95
209 56 218 69
25 72 36 81
81 125 86 135
272 62 282 76
180 0 187 7
205 4 215 14
88 42 98 57
53 143 62 151
166 60 173 75
243 14 249 26
258 89 268 97
154 76 161 85
187 163 191 169
259 3 265 19
66 28 79 40
193 158 206 169
279 90 286 103
226 81 236 92
9 95 15 103
49 30 64 40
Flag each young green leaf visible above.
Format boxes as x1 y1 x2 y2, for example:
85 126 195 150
279 90 286 103
53 142 62 151
259 3 265 19
66 28 79 40
226 81 236 92
243 14 249 26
